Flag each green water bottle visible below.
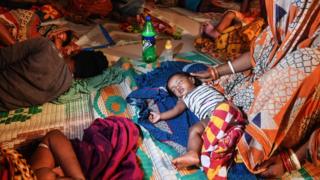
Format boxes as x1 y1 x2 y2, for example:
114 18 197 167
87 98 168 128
142 16 157 63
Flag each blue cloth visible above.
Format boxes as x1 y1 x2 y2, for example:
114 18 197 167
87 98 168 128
228 163 261 180
127 87 198 147
135 61 208 88
184 0 202 11
127 61 208 148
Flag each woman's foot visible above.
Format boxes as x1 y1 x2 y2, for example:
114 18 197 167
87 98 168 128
201 22 221 39
172 151 200 169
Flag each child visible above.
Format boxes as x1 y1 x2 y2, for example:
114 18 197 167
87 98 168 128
149 72 245 170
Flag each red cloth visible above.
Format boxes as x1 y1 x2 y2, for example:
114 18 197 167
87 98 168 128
67 0 112 17
72 116 143 180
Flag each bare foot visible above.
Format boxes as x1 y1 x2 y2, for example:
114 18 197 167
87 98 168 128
201 22 221 39
171 151 200 169
202 22 215 35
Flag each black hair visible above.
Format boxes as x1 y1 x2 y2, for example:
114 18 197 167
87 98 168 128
62 30 74 47
166 72 202 96
72 50 108 78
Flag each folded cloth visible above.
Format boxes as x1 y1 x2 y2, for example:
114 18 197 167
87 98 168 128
71 116 143 180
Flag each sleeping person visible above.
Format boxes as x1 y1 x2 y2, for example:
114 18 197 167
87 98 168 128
148 72 246 169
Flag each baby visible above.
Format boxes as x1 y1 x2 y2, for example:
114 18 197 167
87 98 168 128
149 72 231 169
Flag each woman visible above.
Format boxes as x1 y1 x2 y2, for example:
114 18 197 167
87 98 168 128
194 0 265 62
192 0 320 178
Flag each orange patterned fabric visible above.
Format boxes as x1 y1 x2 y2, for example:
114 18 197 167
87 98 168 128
0 147 36 180
210 0 320 175
194 17 265 62
233 0 320 174
0 9 40 42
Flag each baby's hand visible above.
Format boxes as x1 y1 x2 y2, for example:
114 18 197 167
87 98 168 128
148 111 161 123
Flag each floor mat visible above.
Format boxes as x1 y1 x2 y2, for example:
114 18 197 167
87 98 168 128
0 94 93 148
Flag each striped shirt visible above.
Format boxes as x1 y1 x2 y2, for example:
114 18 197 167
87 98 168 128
183 84 225 120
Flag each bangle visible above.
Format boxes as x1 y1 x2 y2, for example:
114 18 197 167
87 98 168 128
208 67 219 80
280 150 292 173
289 149 301 170
213 67 220 79
227 60 236 74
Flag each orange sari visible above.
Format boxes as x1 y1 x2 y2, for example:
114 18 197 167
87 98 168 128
234 0 320 174
205 0 320 176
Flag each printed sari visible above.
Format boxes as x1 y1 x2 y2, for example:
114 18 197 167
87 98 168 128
0 4 65 43
208 0 320 177
0 8 40 43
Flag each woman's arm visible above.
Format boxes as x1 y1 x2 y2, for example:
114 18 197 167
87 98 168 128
149 100 187 123
191 52 253 81
0 22 16 46
216 52 252 76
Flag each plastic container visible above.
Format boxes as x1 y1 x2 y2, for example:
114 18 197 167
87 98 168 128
141 16 157 63
162 40 173 62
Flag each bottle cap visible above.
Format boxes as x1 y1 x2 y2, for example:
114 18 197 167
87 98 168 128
145 16 151 21
165 40 172 49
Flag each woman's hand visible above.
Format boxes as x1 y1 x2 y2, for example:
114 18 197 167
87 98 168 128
190 68 219 83
258 154 286 178
148 112 161 123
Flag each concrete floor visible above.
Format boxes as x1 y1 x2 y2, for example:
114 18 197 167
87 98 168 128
100 6 211 62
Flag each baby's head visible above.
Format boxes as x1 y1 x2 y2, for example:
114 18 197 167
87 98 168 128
166 72 202 98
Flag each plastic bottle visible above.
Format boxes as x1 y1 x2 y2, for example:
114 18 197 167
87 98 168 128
141 16 157 63
162 40 173 62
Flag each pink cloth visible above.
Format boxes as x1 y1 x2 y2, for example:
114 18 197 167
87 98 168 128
72 116 143 180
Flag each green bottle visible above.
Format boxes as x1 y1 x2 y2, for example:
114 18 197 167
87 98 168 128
141 16 157 63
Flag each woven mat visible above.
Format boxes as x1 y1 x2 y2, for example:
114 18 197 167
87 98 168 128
0 94 93 148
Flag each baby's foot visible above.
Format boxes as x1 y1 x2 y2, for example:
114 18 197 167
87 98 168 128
172 151 200 169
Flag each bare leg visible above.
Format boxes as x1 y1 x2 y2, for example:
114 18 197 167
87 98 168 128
215 11 236 33
172 121 208 169
202 11 236 39
30 130 85 180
